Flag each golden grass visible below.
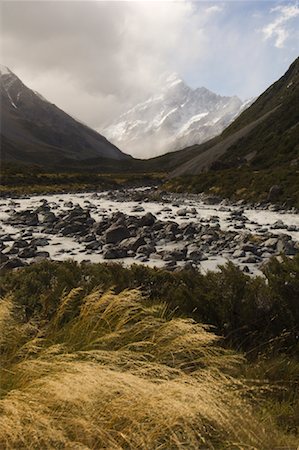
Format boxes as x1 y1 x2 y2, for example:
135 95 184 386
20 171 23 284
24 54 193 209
0 289 297 449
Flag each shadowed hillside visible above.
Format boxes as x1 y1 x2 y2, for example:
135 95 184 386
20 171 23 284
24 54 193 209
0 66 130 165
162 58 299 206
171 57 299 176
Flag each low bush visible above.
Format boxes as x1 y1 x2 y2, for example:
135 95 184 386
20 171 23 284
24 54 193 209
1 256 298 354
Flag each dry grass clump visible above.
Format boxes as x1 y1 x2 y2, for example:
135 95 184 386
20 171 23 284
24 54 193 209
0 289 295 449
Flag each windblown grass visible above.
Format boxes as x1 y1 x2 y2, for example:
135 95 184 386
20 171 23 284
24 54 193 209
0 288 297 449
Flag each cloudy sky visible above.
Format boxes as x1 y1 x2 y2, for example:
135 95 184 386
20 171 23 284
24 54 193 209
1 0 299 134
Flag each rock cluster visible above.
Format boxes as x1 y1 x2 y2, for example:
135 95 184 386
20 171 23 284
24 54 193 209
1 193 298 274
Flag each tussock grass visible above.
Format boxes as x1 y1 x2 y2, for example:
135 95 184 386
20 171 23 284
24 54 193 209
0 288 297 449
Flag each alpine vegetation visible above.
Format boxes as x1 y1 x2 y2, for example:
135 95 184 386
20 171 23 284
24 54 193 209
0 269 298 449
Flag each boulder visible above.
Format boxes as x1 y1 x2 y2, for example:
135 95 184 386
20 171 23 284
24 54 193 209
271 219 285 229
35 251 50 259
233 249 245 258
12 239 29 249
32 238 49 247
121 236 146 252
263 237 279 248
177 208 187 217
139 212 156 227
187 245 203 261
10 210 39 226
277 238 297 256
60 222 87 236
103 247 127 259
18 247 37 259
1 257 26 270
85 241 101 250
132 205 145 212
105 226 130 244
136 245 156 257
39 212 56 224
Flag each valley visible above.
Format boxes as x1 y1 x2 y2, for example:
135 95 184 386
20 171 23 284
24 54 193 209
0 24 298 450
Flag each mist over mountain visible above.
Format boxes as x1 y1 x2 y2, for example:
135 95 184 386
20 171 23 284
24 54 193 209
103 73 251 158
0 65 129 165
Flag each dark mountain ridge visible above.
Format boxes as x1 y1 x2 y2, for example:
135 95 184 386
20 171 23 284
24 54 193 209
171 57 299 176
0 66 130 165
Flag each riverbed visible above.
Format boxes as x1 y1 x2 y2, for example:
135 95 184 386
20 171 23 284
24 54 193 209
1 188 298 274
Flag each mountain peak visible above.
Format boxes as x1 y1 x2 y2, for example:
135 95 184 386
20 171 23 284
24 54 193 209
0 65 13 77
164 72 183 88
104 77 247 158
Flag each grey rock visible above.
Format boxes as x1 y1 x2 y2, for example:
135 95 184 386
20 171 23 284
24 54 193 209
271 220 287 230
277 238 296 256
287 225 298 232
11 210 39 226
1 234 13 242
13 239 29 249
132 205 145 212
105 225 130 244
32 238 49 247
19 247 37 259
35 251 50 258
233 249 245 258
263 238 278 248
121 236 146 252
187 245 203 261
85 241 101 250
177 208 187 216
139 212 156 227
137 244 156 257
40 212 56 224
1 257 26 270
103 247 127 259
241 243 257 254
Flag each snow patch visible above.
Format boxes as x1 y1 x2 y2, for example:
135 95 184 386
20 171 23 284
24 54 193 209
177 112 209 135
6 91 17 109
153 107 178 128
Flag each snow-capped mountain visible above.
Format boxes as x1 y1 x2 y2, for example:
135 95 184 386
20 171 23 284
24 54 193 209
103 73 251 158
0 65 129 165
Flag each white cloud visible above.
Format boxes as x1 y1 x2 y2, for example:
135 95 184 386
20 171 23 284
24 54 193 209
205 5 224 15
262 2 299 48
1 1 210 128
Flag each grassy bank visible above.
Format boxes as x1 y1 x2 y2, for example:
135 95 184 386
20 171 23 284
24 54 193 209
163 166 299 209
0 165 165 196
2 163 298 210
0 258 298 448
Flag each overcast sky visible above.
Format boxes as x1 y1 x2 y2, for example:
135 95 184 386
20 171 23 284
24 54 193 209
1 0 299 134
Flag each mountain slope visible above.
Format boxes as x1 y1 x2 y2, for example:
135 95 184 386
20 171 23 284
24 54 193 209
0 65 130 165
104 73 249 158
172 57 299 177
